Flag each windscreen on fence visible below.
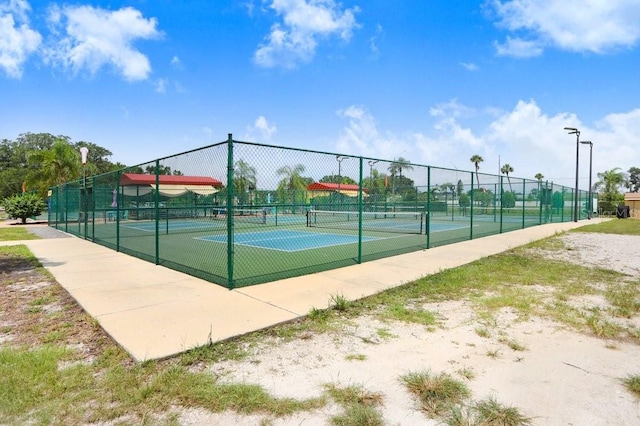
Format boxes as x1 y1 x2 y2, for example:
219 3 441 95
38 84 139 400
48 135 590 289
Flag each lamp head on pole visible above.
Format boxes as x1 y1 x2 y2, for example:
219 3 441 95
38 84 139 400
580 140 592 146
80 147 89 165
564 127 579 136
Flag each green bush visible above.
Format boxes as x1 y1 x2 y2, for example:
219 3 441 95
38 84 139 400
501 191 516 208
1 193 46 224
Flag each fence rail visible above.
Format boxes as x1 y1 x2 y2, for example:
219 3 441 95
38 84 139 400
48 134 591 288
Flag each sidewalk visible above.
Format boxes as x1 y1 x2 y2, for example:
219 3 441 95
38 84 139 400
1 219 596 361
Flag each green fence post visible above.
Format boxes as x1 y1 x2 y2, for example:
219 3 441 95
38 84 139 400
470 172 474 240
521 179 526 228
538 179 543 225
426 167 431 248
226 134 235 289
499 178 503 233
155 159 160 265
357 157 363 264
116 170 121 252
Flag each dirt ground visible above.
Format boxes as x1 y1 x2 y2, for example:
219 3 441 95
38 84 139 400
2 224 640 425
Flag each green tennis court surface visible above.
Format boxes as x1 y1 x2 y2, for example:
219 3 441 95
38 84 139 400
197 230 380 252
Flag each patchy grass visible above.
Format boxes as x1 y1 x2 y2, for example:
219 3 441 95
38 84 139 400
401 370 470 417
324 383 384 426
622 374 640 398
0 226 39 241
575 219 640 236
472 397 532 425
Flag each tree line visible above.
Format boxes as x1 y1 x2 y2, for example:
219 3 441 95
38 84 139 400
470 154 640 214
0 133 123 200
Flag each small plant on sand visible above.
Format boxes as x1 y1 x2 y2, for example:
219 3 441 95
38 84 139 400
401 370 470 417
622 374 640 398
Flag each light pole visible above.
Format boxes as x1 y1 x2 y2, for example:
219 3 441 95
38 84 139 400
368 160 379 188
580 141 593 219
336 155 345 203
564 127 580 222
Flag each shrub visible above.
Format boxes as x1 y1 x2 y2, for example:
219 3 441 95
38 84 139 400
1 193 46 224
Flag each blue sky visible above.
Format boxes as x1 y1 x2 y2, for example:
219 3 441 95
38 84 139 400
1 0 640 188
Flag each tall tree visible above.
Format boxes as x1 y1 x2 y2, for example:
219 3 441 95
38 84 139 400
470 154 483 188
594 167 627 213
73 141 114 175
25 139 82 196
627 167 640 192
500 163 514 192
234 159 257 205
276 164 307 204
388 157 413 194
535 173 544 181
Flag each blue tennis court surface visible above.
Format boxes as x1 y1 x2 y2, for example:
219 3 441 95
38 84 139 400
429 222 469 232
125 220 225 232
197 230 381 252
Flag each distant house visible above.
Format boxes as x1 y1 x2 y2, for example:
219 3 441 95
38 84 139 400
624 193 640 219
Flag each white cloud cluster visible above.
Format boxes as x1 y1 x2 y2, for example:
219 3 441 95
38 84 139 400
0 1 160 80
45 5 161 81
0 0 41 78
255 0 359 68
335 105 409 160
336 99 640 187
246 115 278 141
488 0 640 57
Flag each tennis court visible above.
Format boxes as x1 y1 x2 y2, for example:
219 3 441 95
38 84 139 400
197 229 380 252
49 136 587 288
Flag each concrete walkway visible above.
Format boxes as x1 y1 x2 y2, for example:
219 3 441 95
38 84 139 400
0 219 598 361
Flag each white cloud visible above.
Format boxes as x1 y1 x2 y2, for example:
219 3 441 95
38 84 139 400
44 5 162 81
246 115 277 141
335 99 640 187
494 36 542 57
0 0 41 78
488 0 640 56
154 77 167 93
336 105 409 160
460 61 479 71
369 24 383 55
170 55 183 69
255 0 360 68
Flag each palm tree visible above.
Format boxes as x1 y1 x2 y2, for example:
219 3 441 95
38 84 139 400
594 167 627 213
500 163 514 192
388 157 413 194
276 164 306 205
470 154 483 188
26 139 81 196
234 159 257 205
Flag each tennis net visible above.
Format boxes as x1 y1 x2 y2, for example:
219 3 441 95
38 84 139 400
307 210 426 234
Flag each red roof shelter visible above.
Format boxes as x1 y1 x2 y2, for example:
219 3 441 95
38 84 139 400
307 182 368 198
119 173 223 197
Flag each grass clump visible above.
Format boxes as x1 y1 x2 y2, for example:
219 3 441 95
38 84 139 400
622 374 640 398
324 383 384 426
401 370 470 417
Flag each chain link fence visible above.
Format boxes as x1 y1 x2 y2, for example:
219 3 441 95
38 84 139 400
49 134 591 288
